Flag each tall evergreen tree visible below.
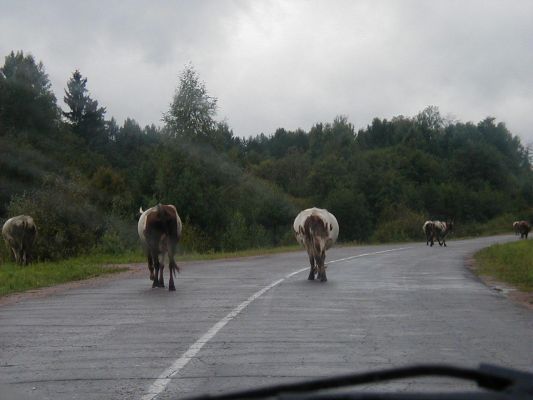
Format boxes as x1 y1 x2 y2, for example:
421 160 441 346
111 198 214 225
63 70 106 146
0 50 58 132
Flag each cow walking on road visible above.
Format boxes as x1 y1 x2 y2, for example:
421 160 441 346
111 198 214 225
294 207 339 282
513 221 520 236
2 215 37 265
518 221 530 239
138 204 182 291
423 220 436 246
433 220 453 247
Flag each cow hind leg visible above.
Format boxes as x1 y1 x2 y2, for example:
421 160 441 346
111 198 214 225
168 260 177 291
158 264 165 288
307 254 315 280
148 254 154 281
151 252 160 288
317 254 327 282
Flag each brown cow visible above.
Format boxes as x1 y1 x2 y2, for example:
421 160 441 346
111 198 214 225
518 221 530 239
2 215 37 265
138 204 182 291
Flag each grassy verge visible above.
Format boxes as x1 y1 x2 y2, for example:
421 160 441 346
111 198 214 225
474 240 533 292
0 245 301 297
0 252 142 297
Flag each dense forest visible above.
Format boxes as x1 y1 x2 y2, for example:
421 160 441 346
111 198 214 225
1 50 532 261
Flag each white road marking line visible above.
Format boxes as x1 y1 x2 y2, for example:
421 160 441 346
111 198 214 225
142 246 409 399
328 247 412 264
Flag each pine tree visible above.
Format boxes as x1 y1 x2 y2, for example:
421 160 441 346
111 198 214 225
0 50 59 132
63 70 106 145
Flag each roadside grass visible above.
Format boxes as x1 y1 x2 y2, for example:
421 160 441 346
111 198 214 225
0 252 143 296
474 240 533 292
0 245 302 297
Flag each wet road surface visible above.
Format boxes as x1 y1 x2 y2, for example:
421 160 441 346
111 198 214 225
1 235 532 399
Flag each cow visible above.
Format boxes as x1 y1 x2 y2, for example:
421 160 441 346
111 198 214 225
433 220 453 247
293 207 339 282
2 215 37 265
513 221 520 236
138 204 182 291
423 220 436 246
518 221 530 239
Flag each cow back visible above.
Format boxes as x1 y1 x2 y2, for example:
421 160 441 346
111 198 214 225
294 207 339 249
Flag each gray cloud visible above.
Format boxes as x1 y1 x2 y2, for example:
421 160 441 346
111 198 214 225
1 0 532 143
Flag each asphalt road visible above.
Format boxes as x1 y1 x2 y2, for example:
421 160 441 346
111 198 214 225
0 235 532 399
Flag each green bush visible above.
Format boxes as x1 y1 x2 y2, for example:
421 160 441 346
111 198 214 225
7 189 101 260
371 205 426 242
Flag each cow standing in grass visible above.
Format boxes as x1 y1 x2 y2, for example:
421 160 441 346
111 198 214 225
2 215 37 265
518 221 530 239
138 204 182 291
294 207 339 282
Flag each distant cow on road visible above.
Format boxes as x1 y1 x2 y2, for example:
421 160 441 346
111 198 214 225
2 215 37 265
294 207 339 282
423 220 435 246
433 220 453 247
138 204 182 291
518 221 530 239
513 221 520 236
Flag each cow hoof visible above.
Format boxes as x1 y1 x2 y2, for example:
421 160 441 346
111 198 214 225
169 286 176 291
320 276 327 282
308 274 315 280
152 282 158 288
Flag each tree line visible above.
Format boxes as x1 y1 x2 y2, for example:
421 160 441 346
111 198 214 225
1 50 532 261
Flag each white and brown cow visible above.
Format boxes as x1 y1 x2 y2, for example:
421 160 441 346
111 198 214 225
138 204 182 291
2 215 37 265
423 220 435 246
294 207 339 282
513 221 520 236
433 220 453 247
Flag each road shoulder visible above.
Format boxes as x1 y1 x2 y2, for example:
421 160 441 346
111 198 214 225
466 256 533 310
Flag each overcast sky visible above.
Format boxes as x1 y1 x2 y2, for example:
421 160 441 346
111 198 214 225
1 0 532 143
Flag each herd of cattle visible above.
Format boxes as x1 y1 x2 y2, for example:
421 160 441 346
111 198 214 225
1 206 531 289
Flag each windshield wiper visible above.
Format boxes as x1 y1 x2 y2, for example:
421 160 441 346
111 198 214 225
185 364 533 400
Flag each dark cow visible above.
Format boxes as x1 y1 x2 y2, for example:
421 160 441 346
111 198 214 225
518 221 530 239
138 204 182 291
2 215 37 265
433 220 453 247
293 207 339 282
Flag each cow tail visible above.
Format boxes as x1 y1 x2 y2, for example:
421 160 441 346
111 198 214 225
170 260 180 277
